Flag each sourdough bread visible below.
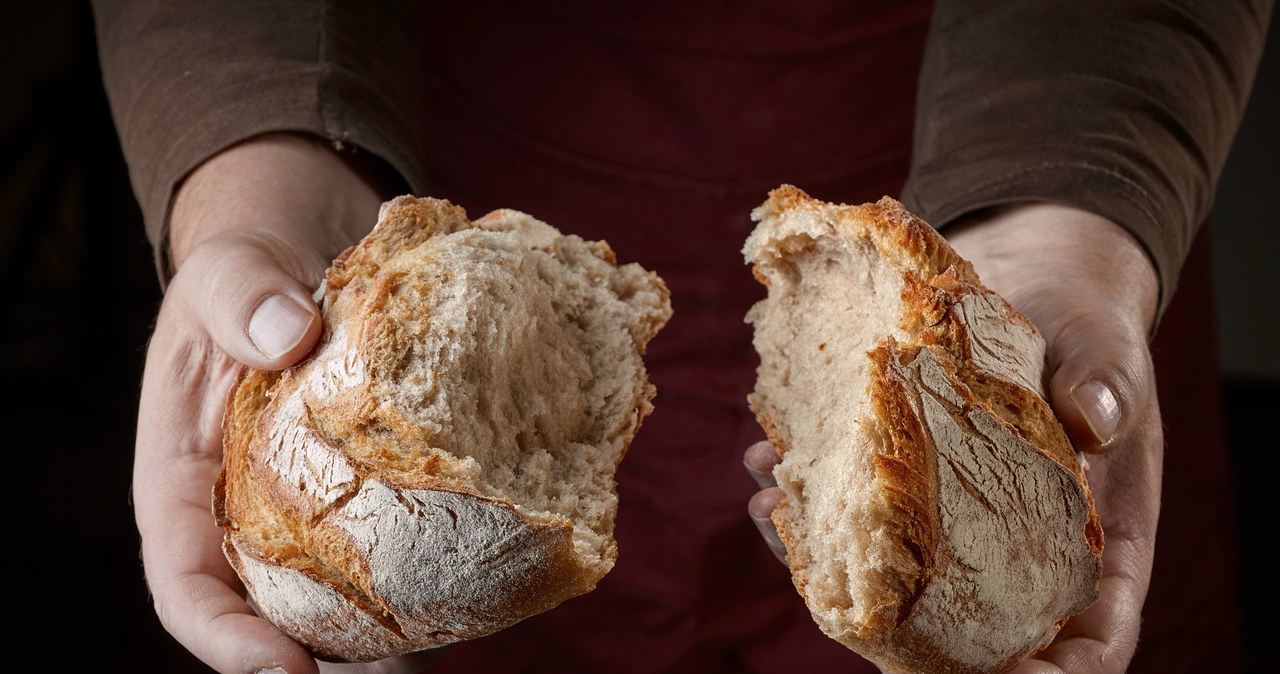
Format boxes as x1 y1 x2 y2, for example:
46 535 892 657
216 196 671 661
744 186 1102 674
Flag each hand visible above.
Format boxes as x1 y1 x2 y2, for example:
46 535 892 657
134 133 442 673
743 203 1162 674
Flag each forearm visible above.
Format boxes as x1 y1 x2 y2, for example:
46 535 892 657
92 0 429 280
904 0 1273 319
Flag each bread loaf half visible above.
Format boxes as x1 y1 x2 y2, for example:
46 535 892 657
744 186 1102 674
215 196 671 661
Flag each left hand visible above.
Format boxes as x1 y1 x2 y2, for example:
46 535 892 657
744 203 1162 674
134 134 444 674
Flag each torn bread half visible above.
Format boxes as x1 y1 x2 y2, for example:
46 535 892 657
216 196 671 662
744 186 1102 674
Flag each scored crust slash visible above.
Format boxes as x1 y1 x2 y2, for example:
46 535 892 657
215 196 671 662
743 186 1102 674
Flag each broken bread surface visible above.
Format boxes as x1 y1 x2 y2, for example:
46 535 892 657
744 186 1102 674
216 196 671 662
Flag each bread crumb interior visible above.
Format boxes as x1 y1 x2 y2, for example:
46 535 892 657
340 214 664 571
748 229 908 629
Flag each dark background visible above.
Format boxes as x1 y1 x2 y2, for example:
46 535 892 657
2 3 1275 672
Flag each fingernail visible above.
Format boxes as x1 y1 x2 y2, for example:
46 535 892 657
255 668 287 674
1071 380 1120 445
248 295 315 359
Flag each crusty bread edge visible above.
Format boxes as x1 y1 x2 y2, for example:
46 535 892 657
214 196 664 661
748 185 1103 673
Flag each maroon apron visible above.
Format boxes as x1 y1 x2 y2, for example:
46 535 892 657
400 3 1240 671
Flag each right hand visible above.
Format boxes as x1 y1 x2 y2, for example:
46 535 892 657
134 133 442 673
742 205 1162 673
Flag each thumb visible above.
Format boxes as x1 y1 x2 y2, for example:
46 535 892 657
172 230 325 371
1043 311 1155 453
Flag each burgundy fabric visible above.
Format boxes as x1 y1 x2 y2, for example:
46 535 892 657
366 4 1244 672
410 3 930 672
1134 226 1242 673
89 1 1248 671
404 6 1244 672
93 0 1272 306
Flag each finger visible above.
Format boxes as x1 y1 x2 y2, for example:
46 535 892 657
1006 573 1142 674
743 440 780 489
139 473 317 674
1043 312 1153 453
154 559 318 674
175 231 324 372
1012 398 1161 674
317 648 449 673
1017 574 1144 674
748 487 788 563
136 307 319 674
1007 658 1064 674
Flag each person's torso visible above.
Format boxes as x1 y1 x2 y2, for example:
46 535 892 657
410 4 932 671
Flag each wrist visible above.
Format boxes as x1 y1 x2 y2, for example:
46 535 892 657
168 133 390 280
943 202 1161 454
942 202 1159 337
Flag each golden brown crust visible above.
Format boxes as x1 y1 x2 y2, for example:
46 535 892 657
753 186 980 287
747 186 1102 674
907 269 1103 561
326 196 470 291
216 196 670 662
865 339 942 630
